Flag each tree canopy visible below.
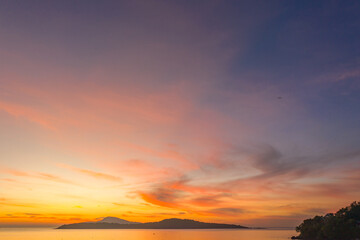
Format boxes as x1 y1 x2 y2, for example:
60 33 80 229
295 201 360 240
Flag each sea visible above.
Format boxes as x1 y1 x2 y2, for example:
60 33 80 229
0 228 296 240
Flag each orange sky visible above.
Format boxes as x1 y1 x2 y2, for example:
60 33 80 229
1 76 359 228
1 0 360 228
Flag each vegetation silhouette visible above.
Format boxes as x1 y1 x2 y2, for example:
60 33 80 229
293 201 360 240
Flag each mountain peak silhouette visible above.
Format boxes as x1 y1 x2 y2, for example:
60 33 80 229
58 217 248 229
98 217 139 224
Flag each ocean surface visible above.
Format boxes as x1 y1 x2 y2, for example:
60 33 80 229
0 228 296 240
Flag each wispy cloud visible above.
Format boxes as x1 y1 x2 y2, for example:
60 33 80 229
3 168 75 185
0 100 56 130
1 0 360 228
59 164 122 182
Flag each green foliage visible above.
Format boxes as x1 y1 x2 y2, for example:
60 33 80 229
295 201 360 240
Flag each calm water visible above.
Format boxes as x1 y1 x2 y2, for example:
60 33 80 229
0 228 296 240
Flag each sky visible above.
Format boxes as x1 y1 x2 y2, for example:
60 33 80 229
0 0 360 228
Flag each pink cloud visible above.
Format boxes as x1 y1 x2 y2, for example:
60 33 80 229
58 164 122 182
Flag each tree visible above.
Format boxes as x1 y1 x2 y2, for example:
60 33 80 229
296 216 325 240
295 201 360 240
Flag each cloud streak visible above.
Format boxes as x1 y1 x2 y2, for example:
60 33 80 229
59 164 122 182
0 0 360 228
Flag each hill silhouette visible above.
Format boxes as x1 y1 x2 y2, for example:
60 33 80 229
57 218 247 229
98 217 139 224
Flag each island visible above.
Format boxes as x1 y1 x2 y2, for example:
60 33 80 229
57 217 248 229
293 201 360 240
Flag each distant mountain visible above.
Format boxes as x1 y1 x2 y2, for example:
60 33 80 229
57 218 248 229
98 217 139 224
